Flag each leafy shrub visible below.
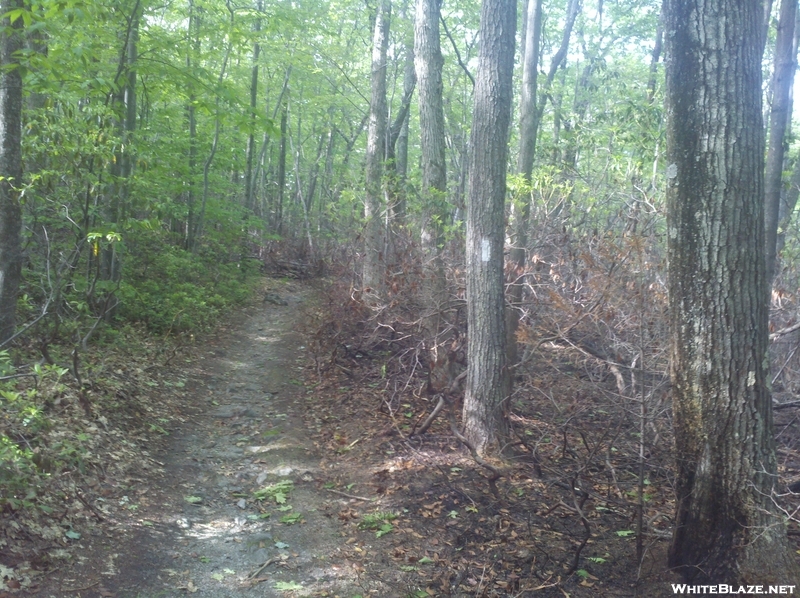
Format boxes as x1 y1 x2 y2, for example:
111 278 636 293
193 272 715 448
117 230 259 334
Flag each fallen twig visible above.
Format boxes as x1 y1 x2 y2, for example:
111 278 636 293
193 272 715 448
62 581 99 593
248 557 276 579
325 488 376 502
75 488 105 522
774 400 800 410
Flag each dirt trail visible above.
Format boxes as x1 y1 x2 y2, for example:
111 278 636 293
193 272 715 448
35 284 367 598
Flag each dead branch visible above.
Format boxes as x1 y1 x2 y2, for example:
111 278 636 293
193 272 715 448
770 320 800 340
408 369 467 438
410 395 445 437
447 404 503 498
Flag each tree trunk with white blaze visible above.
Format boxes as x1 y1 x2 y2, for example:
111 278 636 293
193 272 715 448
665 0 800 583
463 0 516 455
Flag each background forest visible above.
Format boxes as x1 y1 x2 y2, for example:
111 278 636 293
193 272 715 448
3 0 800 594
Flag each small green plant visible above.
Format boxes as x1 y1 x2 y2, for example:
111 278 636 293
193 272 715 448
358 511 398 538
279 512 303 525
253 479 293 504
616 529 635 537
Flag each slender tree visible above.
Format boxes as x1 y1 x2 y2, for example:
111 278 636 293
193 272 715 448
765 0 798 280
463 0 516 454
244 0 263 213
363 0 391 294
506 0 542 366
665 0 800 583
0 0 23 344
414 0 447 241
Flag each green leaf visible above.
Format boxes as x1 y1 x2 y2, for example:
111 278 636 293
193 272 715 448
65 529 81 540
280 512 302 524
184 495 203 504
274 581 303 591
615 530 635 537
211 573 224 581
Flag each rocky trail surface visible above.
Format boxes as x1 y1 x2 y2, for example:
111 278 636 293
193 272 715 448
33 283 371 598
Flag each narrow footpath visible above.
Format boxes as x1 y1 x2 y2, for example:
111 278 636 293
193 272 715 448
35 283 370 598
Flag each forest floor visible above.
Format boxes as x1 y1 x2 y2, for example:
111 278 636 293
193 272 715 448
7 275 800 598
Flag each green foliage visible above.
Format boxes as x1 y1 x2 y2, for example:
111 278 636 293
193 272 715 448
358 511 398 537
0 357 88 510
117 229 258 334
274 581 303 591
253 479 294 504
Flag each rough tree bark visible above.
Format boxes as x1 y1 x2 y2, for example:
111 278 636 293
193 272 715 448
665 0 800 583
463 0 516 455
0 0 23 345
363 0 390 294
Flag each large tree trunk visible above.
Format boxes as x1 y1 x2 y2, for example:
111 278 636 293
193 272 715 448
463 0 516 455
765 0 798 280
664 0 800 583
363 0 390 294
0 0 23 345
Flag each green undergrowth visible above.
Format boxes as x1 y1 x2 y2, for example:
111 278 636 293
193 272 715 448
2 236 262 518
118 234 261 333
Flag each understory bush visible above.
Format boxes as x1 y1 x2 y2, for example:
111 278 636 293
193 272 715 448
117 233 260 334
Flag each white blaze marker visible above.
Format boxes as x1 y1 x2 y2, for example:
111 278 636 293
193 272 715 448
481 238 490 262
